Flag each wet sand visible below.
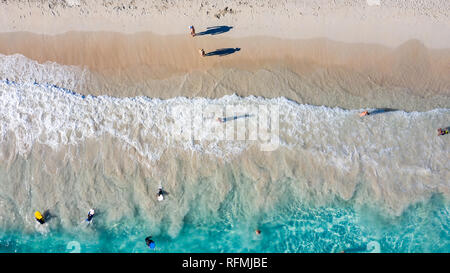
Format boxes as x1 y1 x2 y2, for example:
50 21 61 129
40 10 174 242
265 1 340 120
1 32 449 111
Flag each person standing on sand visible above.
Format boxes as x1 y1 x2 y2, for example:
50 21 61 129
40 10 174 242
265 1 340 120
190 25 196 37
199 49 206 57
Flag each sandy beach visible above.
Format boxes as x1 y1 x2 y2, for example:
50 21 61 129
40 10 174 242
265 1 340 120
0 1 449 110
1 0 449 48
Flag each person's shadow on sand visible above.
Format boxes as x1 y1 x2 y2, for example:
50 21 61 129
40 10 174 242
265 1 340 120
206 48 241 57
197 26 233 36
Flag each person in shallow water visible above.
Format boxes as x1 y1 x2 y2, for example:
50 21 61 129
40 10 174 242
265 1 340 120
255 229 261 235
157 187 164 201
360 111 370 117
35 211 45 224
437 128 448 136
145 236 156 249
86 209 95 222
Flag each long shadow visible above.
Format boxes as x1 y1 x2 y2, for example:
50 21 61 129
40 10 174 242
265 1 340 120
369 108 398 115
219 114 253 123
43 209 56 222
197 26 233 36
206 48 241 57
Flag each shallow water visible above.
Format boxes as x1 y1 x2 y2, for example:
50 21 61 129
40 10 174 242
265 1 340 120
0 55 448 253
0 195 448 253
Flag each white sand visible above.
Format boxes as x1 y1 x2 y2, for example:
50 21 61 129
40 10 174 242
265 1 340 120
1 0 449 48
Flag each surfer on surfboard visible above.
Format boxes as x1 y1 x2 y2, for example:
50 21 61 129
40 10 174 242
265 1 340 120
157 186 164 201
86 209 95 223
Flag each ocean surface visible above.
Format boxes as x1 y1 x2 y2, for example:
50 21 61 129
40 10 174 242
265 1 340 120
0 54 448 253
0 195 448 253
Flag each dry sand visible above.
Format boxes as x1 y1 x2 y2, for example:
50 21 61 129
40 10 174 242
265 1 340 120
1 0 449 48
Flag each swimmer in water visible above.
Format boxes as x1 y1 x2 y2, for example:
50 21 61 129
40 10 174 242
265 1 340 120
360 111 370 117
255 229 261 235
145 236 156 249
86 209 95 222
438 128 449 136
157 187 164 201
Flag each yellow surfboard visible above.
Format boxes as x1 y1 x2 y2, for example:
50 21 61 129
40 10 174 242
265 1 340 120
35 211 43 220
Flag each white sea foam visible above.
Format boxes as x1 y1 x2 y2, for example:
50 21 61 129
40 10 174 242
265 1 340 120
0 80 280 160
0 72 449 163
0 54 88 92
0 77 448 196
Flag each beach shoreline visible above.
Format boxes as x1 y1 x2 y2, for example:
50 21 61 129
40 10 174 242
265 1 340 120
1 31 449 111
1 1 449 110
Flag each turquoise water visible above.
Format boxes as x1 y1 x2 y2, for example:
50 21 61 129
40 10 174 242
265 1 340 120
1 194 448 253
